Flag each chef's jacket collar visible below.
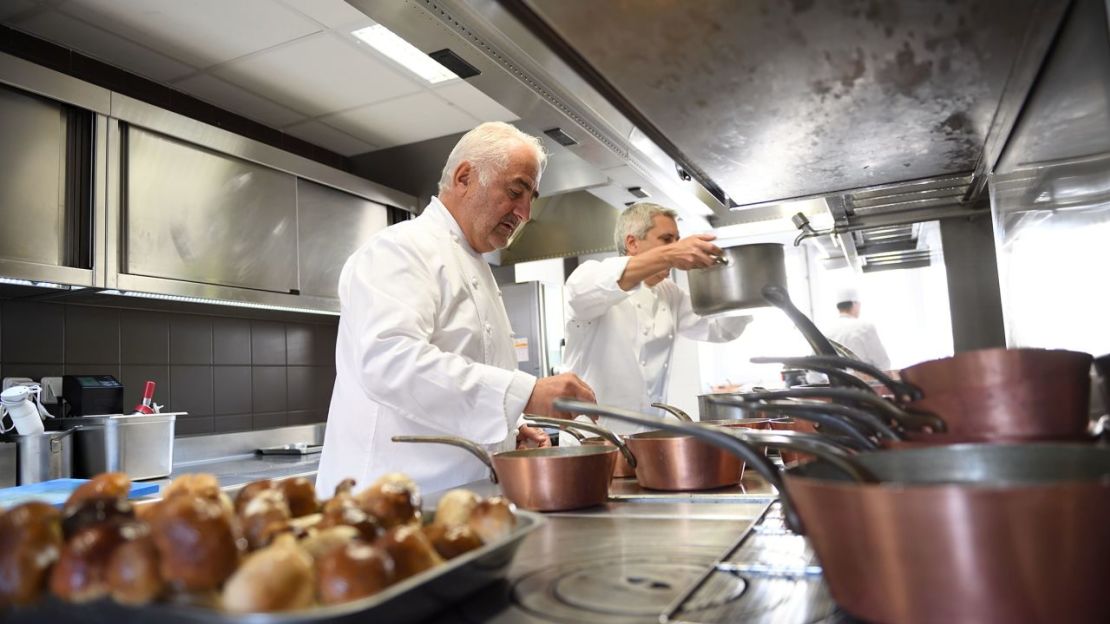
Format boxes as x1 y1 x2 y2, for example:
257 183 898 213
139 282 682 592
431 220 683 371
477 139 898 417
426 196 480 258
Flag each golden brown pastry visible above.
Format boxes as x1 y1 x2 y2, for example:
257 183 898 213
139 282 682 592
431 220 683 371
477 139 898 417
61 496 134 539
150 494 242 592
163 473 221 501
279 477 318 518
64 472 131 511
467 497 516 544
222 534 315 613
106 525 164 606
375 525 443 581
315 540 395 605
433 489 480 528
423 524 483 560
333 478 356 497
48 522 131 603
240 489 292 550
299 525 359 560
0 502 64 606
357 479 421 530
234 479 275 516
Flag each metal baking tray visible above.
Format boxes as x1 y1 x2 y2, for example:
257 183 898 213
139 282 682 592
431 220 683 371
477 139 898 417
6 510 544 624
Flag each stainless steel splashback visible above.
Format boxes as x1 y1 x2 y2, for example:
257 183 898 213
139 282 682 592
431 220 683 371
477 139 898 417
297 179 389 299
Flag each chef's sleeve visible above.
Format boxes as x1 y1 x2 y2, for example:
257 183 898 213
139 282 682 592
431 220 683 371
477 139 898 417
343 239 536 445
564 257 637 321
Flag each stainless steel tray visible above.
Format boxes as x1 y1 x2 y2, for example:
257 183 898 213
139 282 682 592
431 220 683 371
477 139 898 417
6 509 544 623
256 443 323 456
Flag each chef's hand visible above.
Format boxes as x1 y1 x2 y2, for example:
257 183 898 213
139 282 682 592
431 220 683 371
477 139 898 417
516 425 551 449
525 373 597 420
663 234 721 270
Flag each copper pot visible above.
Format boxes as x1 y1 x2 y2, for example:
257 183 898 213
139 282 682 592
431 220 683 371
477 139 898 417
552 403 696 479
585 402 1110 624
391 433 617 512
755 349 1095 443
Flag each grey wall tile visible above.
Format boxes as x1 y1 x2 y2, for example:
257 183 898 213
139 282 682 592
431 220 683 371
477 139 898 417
169 365 213 417
214 413 252 433
314 366 337 409
253 411 287 429
64 306 120 364
176 414 214 436
288 409 323 425
251 321 286 365
286 325 313 366
1 363 63 384
287 366 313 411
2 302 63 363
313 323 338 366
120 311 169 364
120 365 169 413
252 366 286 413
170 315 213 365
62 364 121 382
213 318 251 365
213 366 251 414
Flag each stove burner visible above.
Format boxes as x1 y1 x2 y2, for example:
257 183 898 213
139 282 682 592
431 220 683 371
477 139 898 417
513 553 746 623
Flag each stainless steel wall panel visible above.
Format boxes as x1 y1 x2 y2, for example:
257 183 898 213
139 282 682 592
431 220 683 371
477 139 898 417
111 93 416 212
124 126 298 294
296 179 388 299
0 84 67 268
0 52 110 114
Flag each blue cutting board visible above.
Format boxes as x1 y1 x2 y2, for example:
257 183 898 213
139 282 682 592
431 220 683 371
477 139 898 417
0 479 160 508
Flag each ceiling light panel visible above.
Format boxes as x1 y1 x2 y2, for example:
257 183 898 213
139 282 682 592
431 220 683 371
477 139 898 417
352 24 458 84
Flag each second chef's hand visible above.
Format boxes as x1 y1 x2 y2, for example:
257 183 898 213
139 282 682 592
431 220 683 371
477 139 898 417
516 425 551 449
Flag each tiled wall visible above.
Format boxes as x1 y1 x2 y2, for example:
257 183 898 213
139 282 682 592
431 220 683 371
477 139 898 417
0 300 337 436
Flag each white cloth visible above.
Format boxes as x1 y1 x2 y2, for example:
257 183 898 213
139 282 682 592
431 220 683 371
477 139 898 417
316 198 536 496
825 314 892 371
562 257 750 436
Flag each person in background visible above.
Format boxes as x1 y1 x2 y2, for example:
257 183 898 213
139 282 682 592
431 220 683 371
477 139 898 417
316 122 596 495
825 286 891 371
561 202 752 436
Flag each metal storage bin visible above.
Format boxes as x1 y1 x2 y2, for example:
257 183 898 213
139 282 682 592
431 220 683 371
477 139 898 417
52 412 181 481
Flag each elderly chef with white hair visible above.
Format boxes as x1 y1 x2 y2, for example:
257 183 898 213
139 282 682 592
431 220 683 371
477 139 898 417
824 285 891 371
561 202 752 436
317 122 596 495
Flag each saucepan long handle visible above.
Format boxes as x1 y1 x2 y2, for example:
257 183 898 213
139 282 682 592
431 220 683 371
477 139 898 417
651 402 694 422
752 355 924 402
738 387 946 433
392 435 498 484
717 396 903 443
523 415 638 469
760 285 839 357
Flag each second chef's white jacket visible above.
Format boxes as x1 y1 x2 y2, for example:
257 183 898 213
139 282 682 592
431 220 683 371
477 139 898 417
825 314 892 371
316 197 536 497
562 256 750 436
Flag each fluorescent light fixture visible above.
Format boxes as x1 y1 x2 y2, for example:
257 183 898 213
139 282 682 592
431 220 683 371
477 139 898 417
98 289 339 316
352 25 458 84
0 276 73 289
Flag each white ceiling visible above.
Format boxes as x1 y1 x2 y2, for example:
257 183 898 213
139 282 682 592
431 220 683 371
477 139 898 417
0 0 519 155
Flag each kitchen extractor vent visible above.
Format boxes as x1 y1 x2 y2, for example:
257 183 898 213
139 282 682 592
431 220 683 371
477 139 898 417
429 48 481 79
544 127 578 146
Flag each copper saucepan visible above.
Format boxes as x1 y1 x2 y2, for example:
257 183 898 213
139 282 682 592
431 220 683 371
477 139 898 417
550 404 695 479
391 430 621 512
757 348 1095 442
584 401 1110 624
552 402 857 493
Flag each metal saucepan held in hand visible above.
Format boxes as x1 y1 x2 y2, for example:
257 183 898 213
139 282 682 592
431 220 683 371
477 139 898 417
687 242 787 315
391 431 617 512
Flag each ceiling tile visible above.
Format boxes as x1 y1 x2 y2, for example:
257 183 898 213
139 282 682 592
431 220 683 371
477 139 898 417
276 0 371 29
0 0 39 21
13 9 195 81
324 92 479 148
283 120 375 157
173 73 305 128
57 0 321 68
433 81 519 122
211 33 421 116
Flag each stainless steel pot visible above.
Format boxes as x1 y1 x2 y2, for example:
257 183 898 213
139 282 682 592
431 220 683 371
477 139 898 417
687 243 787 315
3 429 75 484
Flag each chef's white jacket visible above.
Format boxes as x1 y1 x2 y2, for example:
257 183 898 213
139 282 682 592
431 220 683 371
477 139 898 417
562 257 750 436
316 198 536 496
825 314 892 371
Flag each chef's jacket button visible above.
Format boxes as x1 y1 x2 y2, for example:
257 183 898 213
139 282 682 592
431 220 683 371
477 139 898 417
663 362 669 368
485 323 492 333
471 277 478 287
496 289 502 297
668 334 674 340
451 233 459 242
642 328 649 335
640 360 646 366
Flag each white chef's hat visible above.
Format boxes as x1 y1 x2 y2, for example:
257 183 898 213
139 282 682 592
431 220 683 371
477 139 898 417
834 285 860 304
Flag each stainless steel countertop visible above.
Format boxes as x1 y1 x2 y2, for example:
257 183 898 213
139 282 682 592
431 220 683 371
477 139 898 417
425 475 777 623
142 453 320 496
